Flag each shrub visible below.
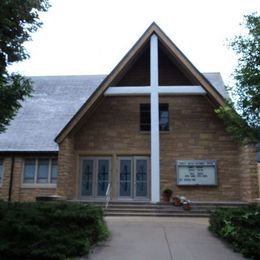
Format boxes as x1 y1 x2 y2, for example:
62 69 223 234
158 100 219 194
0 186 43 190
209 204 260 259
0 201 109 259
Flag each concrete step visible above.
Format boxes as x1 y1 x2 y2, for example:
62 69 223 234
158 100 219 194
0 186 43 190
104 211 210 217
73 200 247 217
78 201 247 207
105 208 209 213
101 204 242 209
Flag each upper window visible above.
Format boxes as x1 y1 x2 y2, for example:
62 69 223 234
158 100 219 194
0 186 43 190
23 158 57 185
140 104 169 131
0 159 3 183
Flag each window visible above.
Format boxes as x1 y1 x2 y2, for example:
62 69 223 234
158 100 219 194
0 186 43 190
24 159 35 183
37 159 49 183
140 103 169 131
23 158 57 185
159 104 169 131
0 159 3 183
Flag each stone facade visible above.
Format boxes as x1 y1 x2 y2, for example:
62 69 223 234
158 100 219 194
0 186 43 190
239 145 259 201
258 163 260 196
0 95 259 202
57 137 76 199
60 95 257 202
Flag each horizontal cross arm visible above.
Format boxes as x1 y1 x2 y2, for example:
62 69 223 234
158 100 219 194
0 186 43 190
104 86 206 96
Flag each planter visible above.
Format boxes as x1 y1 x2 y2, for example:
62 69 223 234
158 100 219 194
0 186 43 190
172 197 181 206
162 189 173 202
162 193 171 202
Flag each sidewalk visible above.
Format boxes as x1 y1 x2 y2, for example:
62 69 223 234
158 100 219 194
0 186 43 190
85 217 245 260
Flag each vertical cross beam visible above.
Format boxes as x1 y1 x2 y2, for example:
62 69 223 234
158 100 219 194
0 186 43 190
150 34 160 203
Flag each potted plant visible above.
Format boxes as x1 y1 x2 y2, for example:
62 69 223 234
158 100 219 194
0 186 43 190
162 188 173 202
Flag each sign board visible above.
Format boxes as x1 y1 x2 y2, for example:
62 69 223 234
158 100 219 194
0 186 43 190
176 160 217 186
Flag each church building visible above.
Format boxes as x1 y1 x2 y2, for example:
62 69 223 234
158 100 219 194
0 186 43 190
0 23 258 203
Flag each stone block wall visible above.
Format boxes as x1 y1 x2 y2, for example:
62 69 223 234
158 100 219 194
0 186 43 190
56 136 76 199
160 96 241 201
69 95 257 201
0 157 12 201
0 96 259 202
239 145 259 201
0 156 56 201
258 163 260 196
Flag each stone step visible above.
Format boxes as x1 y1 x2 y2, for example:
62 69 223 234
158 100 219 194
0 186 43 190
76 200 248 206
105 207 208 212
77 201 247 207
102 204 242 209
74 200 247 217
104 211 210 217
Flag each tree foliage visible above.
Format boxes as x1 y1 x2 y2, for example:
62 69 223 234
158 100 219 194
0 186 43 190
209 204 260 259
216 13 260 143
0 0 50 133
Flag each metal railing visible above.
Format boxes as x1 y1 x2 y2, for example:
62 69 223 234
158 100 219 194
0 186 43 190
105 183 111 209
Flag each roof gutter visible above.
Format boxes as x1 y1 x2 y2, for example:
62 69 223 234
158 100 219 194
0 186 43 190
0 151 58 155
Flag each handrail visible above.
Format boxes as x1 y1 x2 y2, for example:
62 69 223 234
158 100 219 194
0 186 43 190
105 183 111 209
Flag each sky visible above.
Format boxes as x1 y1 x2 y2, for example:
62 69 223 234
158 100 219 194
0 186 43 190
8 0 260 85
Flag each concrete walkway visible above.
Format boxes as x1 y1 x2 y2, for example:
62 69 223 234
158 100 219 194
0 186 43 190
85 217 245 260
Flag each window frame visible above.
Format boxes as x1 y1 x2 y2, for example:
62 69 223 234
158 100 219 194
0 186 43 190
80 157 112 199
22 158 57 188
140 103 169 132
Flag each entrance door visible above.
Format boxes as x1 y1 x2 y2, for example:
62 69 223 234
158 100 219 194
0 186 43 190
118 157 149 200
80 157 111 199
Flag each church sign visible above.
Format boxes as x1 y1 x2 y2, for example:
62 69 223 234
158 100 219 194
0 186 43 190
176 160 217 186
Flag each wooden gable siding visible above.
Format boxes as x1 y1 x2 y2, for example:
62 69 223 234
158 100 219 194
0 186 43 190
113 41 195 87
158 43 195 86
115 45 150 86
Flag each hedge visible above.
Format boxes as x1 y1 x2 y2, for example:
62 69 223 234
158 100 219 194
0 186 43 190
209 204 260 259
0 201 109 259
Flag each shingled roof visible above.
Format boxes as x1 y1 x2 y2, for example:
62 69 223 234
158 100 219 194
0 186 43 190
0 73 227 152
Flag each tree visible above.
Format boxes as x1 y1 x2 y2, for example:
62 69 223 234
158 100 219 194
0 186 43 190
215 13 260 143
0 0 50 133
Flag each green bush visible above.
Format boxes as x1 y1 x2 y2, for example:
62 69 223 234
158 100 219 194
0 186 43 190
209 204 260 259
0 201 109 259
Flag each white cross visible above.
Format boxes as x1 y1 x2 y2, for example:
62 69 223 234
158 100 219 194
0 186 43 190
105 34 206 203
150 34 160 203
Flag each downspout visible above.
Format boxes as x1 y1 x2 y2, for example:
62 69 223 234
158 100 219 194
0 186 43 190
8 155 15 202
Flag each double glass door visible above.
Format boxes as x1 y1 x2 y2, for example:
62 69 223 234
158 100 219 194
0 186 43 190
80 157 110 198
118 157 149 200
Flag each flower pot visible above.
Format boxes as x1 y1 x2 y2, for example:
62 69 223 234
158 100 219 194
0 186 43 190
162 193 171 202
173 197 181 206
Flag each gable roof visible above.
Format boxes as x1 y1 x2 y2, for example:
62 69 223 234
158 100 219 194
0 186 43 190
55 22 227 144
0 73 226 152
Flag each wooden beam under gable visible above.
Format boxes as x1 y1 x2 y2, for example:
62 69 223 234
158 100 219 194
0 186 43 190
154 28 226 106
